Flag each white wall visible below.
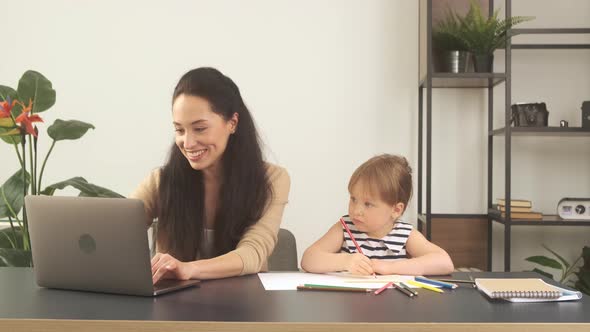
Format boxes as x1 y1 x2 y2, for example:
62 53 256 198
1 0 588 273
0 0 418 263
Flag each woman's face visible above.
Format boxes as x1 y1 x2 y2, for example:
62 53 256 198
172 94 238 174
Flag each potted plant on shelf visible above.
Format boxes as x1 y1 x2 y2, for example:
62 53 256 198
525 244 590 295
0 70 123 267
457 0 534 72
432 9 472 73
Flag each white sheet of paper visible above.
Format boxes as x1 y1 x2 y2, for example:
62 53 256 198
257 272 416 290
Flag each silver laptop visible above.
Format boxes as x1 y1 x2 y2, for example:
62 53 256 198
25 195 200 296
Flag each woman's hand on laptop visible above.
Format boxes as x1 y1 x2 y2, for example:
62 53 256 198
151 253 192 284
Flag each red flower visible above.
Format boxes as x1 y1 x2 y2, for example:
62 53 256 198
0 96 16 118
15 99 43 136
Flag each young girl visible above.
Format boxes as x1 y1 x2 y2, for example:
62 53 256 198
301 154 453 276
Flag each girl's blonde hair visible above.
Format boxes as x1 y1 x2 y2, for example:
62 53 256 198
348 154 413 211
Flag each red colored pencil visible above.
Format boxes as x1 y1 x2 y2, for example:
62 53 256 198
340 218 364 254
340 217 376 278
374 281 394 295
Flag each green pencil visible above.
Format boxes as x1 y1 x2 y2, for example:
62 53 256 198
297 284 371 293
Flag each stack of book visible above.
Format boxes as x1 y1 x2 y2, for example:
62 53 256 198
496 199 543 220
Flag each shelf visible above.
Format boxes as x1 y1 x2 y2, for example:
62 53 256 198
511 28 590 49
420 73 506 88
418 213 488 226
512 44 590 49
489 209 590 226
491 126 590 137
512 28 590 34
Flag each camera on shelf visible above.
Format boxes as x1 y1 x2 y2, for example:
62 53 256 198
511 102 549 127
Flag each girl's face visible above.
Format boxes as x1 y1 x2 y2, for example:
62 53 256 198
172 94 238 174
348 181 404 238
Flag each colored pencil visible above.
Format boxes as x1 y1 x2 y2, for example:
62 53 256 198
415 276 458 289
406 280 444 293
374 282 394 295
433 278 476 285
391 282 415 297
400 282 419 296
340 217 376 278
297 284 371 293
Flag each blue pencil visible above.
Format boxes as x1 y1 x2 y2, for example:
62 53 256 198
415 277 458 289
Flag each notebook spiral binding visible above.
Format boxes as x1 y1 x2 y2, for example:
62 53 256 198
491 290 561 299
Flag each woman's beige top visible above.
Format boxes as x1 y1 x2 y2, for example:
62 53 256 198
130 163 290 275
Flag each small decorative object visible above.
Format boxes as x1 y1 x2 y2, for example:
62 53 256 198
581 101 590 128
456 0 534 72
557 198 590 220
560 120 569 128
511 102 549 127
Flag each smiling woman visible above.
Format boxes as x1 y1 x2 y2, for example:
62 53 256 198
130 67 290 282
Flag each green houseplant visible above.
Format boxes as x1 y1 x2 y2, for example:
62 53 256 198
432 8 472 73
0 70 123 267
525 244 590 296
457 0 534 72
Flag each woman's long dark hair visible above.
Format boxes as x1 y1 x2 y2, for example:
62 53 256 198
157 67 271 261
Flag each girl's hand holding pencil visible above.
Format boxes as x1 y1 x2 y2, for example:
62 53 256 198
344 253 374 276
339 218 377 278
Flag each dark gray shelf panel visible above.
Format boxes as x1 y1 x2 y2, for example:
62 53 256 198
489 209 590 226
491 126 590 137
512 28 590 34
512 44 590 49
420 73 506 88
511 28 590 49
417 213 487 227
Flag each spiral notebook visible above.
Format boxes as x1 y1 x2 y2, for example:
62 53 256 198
475 278 583 303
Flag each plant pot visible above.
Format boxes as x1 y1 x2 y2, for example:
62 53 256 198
434 50 473 73
0 248 32 267
474 54 494 72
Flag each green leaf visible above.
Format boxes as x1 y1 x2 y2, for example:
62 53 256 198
455 0 534 55
525 255 563 270
0 86 23 145
583 246 590 266
0 117 15 128
0 248 32 267
47 119 95 141
0 226 25 249
532 268 553 280
17 70 56 114
41 177 124 198
0 128 20 136
575 281 590 296
0 127 22 144
0 85 19 102
575 268 590 287
542 244 570 270
0 169 31 218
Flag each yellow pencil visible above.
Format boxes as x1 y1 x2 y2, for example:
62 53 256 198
406 280 444 293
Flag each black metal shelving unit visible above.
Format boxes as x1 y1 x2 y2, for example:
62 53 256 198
417 0 502 244
418 0 590 272
489 19 590 272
